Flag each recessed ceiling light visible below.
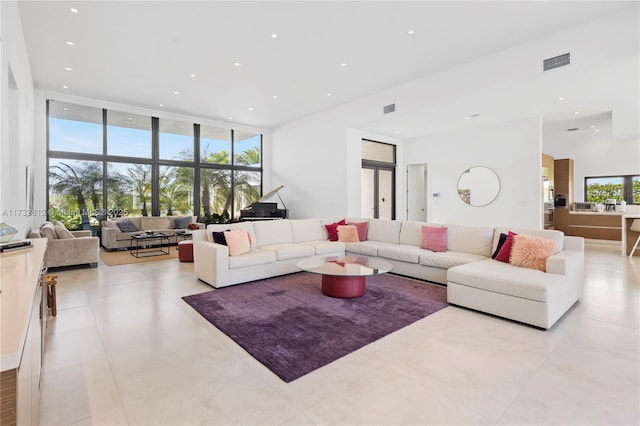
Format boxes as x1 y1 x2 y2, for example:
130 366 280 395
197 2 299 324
464 116 470 120
574 111 580 115
273 95 278 99
64 67 72 71
234 62 241 67
327 93 332 97
248 107 254 111
66 41 75 46
228 117 233 120
70 7 78 13
594 129 600 132
63 108 69 111
127 117 132 121
590 125 596 128
558 96 565 101
62 85 69 89
407 30 415 35
341 63 347 67
394 131 400 134
159 104 165 107
173 91 180 95
271 33 278 39
189 73 196 78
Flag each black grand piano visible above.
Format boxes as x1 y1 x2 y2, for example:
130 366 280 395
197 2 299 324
240 185 288 220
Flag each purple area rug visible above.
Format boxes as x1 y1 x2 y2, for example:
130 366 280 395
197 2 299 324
182 272 448 383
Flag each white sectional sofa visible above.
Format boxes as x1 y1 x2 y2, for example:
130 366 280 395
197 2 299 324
192 218 584 329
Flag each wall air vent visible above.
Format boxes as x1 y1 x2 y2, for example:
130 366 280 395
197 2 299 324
383 104 396 114
543 53 570 71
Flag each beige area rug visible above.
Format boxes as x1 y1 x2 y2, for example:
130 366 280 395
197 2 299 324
100 248 178 266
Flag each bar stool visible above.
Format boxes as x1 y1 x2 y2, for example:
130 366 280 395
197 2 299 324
44 275 58 316
629 219 640 258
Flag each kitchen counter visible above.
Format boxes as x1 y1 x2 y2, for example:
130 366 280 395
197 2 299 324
554 208 623 241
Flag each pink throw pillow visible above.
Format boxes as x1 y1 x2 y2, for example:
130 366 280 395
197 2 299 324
337 225 359 242
494 231 517 263
325 219 346 241
348 221 368 241
420 226 448 252
224 229 251 256
510 234 557 272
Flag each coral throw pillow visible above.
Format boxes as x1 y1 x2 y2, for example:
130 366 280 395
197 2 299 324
421 226 448 252
337 225 360 242
224 229 251 256
348 221 368 241
325 219 346 241
510 234 557 272
494 231 517 263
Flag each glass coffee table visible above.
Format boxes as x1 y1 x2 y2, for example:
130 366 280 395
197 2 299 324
297 255 393 298
131 233 170 258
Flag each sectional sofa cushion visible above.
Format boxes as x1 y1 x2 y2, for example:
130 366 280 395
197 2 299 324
448 259 566 302
291 218 325 243
445 224 494 257
420 251 487 269
141 216 173 231
377 245 425 264
254 220 293 247
259 243 315 260
346 240 396 256
299 240 346 255
399 221 441 246
208 222 257 248
493 227 564 254
367 219 402 244
228 249 277 269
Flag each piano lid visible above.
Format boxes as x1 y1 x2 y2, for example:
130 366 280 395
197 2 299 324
258 185 284 203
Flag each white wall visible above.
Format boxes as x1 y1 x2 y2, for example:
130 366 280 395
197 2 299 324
543 127 640 204
269 101 403 219
406 117 543 229
1 1 36 238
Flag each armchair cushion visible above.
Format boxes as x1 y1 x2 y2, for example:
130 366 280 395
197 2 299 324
54 221 75 239
40 222 58 239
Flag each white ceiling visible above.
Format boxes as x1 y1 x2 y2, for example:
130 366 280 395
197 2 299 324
17 1 638 137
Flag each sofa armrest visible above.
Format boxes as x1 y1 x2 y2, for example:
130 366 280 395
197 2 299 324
193 240 229 287
546 242 585 302
71 230 92 237
191 230 208 242
101 226 117 248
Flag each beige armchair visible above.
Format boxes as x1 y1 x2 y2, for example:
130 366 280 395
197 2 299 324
29 225 99 268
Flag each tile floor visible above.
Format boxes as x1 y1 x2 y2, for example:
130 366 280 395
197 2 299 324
39 243 639 425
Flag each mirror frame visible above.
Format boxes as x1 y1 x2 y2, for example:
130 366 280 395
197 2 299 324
457 166 500 207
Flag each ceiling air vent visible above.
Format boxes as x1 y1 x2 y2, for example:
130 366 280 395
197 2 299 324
383 104 396 114
567 127 579 132
543 53 570 71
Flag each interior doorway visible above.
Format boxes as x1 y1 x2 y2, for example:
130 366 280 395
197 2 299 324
361 140 396 220
406 163 428 221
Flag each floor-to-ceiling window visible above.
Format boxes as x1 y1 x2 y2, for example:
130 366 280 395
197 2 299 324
47 100 262 229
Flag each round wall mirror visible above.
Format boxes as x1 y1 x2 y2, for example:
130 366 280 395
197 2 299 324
457 166 500 206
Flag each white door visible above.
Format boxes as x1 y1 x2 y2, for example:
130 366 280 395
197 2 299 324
407 164 428 221
361 168 375 219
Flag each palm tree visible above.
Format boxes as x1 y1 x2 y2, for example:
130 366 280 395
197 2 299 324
234 146 260 166
126 164 151 216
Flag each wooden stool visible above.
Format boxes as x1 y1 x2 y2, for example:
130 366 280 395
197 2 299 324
44 275 58 316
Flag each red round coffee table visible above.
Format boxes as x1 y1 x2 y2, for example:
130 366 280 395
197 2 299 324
297 255 393 298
